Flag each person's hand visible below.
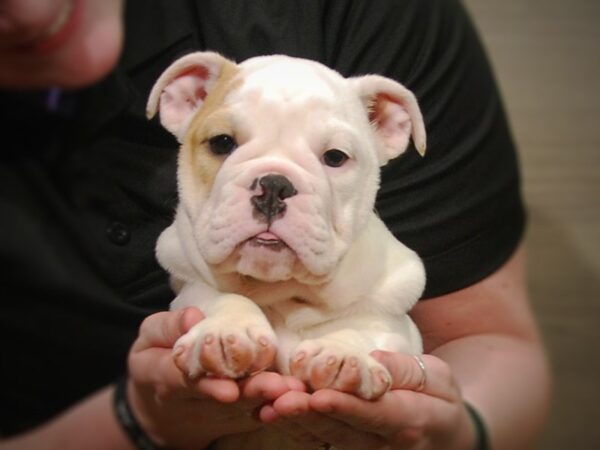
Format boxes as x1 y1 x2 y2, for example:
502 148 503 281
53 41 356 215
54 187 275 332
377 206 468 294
0 0 124 88
259 352 476 450
127 308 305 450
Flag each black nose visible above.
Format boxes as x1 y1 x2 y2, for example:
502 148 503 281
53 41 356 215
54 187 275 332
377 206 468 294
251 174 297 223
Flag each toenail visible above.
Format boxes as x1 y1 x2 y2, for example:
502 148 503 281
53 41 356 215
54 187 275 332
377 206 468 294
293 352 306 362
377 371 390 386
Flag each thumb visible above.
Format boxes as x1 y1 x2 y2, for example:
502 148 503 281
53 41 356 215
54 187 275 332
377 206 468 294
132 307 204 352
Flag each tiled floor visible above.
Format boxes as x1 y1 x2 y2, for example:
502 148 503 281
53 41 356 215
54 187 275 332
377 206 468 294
462 1 600 448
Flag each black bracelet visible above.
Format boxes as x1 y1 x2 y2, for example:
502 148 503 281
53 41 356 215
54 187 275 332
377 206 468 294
465 402 491 450
113 376 165 450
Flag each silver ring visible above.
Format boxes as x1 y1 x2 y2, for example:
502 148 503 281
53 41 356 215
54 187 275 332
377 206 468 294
413 355 427 392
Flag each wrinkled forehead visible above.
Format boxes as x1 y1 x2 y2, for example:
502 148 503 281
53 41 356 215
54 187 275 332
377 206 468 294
234 56 341 106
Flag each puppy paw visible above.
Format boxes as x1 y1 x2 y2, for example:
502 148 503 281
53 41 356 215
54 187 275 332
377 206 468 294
173 319 277 379
289 339 391 400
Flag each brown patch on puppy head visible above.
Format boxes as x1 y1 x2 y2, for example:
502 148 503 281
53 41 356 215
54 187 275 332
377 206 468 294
188 111 235 189
179 62 243 192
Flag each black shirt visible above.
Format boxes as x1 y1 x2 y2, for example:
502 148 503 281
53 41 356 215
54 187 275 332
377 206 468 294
0 0 525 436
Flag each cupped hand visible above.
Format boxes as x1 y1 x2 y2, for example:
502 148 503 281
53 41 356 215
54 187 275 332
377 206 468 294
261 352 476 450
127 308 304 450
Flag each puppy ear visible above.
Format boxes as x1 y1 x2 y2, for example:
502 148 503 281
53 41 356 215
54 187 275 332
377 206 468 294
146 51 236 142
351 75 426 163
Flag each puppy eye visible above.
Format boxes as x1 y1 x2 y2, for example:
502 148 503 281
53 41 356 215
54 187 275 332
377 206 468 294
322 149 349 167
208 134 237 155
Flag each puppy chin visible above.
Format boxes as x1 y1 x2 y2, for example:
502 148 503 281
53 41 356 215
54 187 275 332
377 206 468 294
209 237 335 285
234 241 298 282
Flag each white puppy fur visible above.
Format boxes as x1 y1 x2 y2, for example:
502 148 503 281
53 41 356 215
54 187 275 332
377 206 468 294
147 52 427 450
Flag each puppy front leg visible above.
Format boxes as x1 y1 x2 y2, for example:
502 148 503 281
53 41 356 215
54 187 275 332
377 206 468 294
170 282 277 379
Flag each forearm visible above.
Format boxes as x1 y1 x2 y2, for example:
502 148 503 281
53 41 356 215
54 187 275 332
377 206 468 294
432 333 551 450
1 385 135 450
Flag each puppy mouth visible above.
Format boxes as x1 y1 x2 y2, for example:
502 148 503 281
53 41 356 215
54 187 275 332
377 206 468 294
248 231 288 250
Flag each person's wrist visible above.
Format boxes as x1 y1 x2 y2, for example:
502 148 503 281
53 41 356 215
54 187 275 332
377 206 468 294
464 402 491 450
123 376 218 450
113 375 166 450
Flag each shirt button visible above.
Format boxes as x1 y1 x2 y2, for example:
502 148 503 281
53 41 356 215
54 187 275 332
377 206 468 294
106 221 131 246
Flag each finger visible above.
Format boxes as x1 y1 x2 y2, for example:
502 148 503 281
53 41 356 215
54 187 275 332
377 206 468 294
238 373 308 413
272 392 385 450
240 373 304 400
129 344 188 388
258 403 279 423
310 388 413 435
310 387 460 438
269 391 338 445
0 0 65 45
253 380 311 423
239 378 303 427
181 307 205 333
132 307 204 352
371 351 460 401
239 372 292 404
128 308 201 388
282 375 307 393
129 308 240 402
250 388 312 429
129 343 240 402
194 377 241 403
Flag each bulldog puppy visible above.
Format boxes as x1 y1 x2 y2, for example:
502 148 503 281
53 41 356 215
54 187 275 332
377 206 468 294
146 52 426 412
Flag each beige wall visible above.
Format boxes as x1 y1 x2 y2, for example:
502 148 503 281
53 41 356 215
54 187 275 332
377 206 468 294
461 1 600 448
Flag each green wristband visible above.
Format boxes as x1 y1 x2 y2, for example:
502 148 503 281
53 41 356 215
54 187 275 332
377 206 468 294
465 402 491 450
